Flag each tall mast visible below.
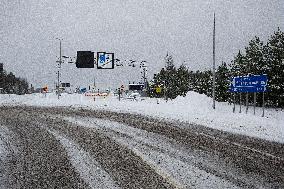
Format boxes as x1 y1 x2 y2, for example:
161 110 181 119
212 13 216 109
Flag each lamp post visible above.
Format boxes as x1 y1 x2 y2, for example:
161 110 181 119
56 38 63 99
212 13 216 109
140 61 147 88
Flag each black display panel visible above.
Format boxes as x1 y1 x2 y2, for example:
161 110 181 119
76 51 94 68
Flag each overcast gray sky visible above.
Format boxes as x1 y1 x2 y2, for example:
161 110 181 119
0 0 283 89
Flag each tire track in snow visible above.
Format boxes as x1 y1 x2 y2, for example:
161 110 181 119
0 124 21 189
45 128 120 189
46 116 175 189
0 125 10 189
0 108 90 189
64 116 246 189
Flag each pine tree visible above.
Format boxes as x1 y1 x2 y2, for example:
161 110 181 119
244 36 265 75
190 70 212 96
230 51 246 77
0 70 29 94
216 62 230 101
265 28 284 107
229 28 284 108
149 53 192 99
176 64 190 96
164 53 177 99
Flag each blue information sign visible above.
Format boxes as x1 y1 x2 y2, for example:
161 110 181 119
230 74 268 93
97 52 114 69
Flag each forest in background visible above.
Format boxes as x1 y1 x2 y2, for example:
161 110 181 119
148 28 284 108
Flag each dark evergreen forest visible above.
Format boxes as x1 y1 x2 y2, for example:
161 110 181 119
148 28 284 108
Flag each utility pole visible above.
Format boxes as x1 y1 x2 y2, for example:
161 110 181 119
212 13 216 109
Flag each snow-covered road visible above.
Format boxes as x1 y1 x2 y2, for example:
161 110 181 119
0 106 283 188
63 116 242 188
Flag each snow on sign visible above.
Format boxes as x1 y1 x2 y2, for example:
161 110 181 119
97 52 114 69
230 74 268 93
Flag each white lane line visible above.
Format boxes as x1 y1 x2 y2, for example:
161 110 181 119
63 116 241 189
45 128 120 189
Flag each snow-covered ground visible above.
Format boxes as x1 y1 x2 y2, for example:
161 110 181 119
0 92 283 143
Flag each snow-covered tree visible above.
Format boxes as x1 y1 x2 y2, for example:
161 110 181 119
229 28 284 107
0 70 29 94
216 62 230 101
149 54 191 99
265 28 284 107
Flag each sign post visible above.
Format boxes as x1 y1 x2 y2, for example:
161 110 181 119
118 88 121 101
239 93 242 113
97 52 114 69
253 92 256 115
230 74 268 116
262 92 265 117
233 93 236 113
246 92 249 114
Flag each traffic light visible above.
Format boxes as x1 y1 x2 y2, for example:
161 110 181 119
76 51 94 68
0 63 3 72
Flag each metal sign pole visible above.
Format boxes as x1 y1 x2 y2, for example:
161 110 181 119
253 92 256 115
56 38 63 100
246 92 249 114
58 40 61 99
239 93 242 113
212 13 216 109
233 93 236 113
118 88 121 101
230 75 268 116
262 92 265 117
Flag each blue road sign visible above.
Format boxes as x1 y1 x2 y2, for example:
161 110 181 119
229 86 267 93
230 74 268 93
97 52 114 69
233 75 267 87
99 54 105 64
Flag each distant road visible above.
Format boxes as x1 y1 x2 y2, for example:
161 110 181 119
0 106 283 189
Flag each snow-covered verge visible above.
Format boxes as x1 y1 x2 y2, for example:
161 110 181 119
0 92 283 143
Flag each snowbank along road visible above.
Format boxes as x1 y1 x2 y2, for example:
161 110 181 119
0 106 283 189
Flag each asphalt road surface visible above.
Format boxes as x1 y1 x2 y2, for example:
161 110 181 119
0 106 283 189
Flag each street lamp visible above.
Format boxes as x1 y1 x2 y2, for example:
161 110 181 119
212 13 216 109
140 61 148 89
55 38 63 99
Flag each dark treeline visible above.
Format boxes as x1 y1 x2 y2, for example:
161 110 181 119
0 70 29 94
148 28 284 108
